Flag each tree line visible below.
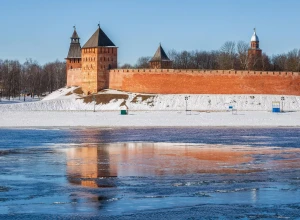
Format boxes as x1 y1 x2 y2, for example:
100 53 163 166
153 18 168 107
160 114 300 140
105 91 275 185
121 41 300 72
0 59 66 100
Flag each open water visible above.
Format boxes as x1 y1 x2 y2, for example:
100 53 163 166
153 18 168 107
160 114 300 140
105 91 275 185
0 127 300 219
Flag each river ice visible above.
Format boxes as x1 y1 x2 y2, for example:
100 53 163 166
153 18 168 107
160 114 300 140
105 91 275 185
0 128 300 219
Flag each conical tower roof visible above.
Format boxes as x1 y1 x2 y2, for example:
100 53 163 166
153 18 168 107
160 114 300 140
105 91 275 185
150 44 171 62
67 26 81 58
67 44 81 58
71 29 80 39
83 25 116 48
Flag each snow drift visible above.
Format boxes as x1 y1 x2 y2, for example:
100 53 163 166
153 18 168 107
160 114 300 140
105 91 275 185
0 87 299 112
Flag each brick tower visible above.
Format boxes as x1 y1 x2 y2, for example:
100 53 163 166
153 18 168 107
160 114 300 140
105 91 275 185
248 28 262 70
81 24 118 94
149 44 172 69
66 26 82 72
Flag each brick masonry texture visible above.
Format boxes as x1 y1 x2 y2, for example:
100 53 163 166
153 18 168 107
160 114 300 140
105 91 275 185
67 68 82 87
108 69 300 95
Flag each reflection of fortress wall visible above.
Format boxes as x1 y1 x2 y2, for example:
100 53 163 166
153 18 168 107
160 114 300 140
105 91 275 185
66 143 257 187
66 145 117 188
109 143 254 175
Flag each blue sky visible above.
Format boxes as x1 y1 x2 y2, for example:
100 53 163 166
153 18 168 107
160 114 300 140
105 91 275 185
0 0 299 65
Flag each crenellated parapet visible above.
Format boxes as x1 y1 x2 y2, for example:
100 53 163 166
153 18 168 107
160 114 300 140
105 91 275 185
110 69 300 77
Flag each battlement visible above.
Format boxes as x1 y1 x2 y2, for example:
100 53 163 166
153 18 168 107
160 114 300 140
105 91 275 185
110 69 300 76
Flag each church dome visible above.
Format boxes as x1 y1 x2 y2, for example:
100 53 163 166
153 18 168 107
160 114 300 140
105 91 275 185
251 29 259 42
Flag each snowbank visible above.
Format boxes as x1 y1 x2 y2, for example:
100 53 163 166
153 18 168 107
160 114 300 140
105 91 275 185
43 87 82 100
0 87 299 127
0 87 299 112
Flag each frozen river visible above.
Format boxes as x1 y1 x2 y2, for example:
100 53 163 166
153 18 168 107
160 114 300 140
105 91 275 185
0 128 300 219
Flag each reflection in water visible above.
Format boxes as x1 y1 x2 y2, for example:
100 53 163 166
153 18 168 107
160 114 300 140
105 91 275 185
66 145 117 188
66 143 300 188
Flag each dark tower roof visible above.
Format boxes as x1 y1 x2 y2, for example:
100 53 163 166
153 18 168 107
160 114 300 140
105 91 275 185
71 29 80 39
67 44 81 58
67 26 81 58
82 25 116 48
150 44 171 62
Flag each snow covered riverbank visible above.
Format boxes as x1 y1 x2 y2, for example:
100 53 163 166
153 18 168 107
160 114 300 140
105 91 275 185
0 87 299 112
0 87 299 127
0 110 300 127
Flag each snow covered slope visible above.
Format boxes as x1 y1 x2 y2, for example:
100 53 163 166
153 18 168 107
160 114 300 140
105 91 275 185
0 87 299 112
43 87 82 100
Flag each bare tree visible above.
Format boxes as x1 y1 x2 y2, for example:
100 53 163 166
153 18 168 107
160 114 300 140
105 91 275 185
272 54 287 71
43 60 66 94
237 41 249 70
0 60 22 100
120 63 133 69
261 53 271 71
135 56 151 68
218 41 237 69
22 59 42 98
285 49 300 72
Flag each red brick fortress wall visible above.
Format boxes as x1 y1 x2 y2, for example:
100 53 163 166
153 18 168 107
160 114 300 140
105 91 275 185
67 68 83 87
109 69 300 95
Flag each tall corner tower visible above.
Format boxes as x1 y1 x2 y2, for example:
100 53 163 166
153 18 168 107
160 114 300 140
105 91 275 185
66 26 82 72
248 28 262 70
149 43 172 69
81 24 118 94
